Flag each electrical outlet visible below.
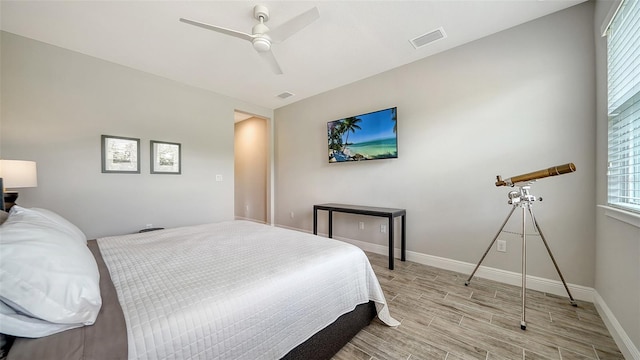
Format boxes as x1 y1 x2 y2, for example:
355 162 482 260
497 240 507 252
359 222 364 230
290 211 294 219
380 224 387 233
215 174 223 182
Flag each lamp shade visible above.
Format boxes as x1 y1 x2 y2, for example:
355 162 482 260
0 160 38 188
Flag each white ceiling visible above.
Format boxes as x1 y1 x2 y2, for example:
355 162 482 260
1 1 585 110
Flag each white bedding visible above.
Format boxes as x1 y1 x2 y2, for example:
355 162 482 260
97 220 398 360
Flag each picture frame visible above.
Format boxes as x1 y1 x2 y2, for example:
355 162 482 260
101 135 140 173
150 140 181 174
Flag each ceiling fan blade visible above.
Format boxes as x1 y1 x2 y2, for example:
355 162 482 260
259 50 283 75
179 18 255 42
269 7 319 43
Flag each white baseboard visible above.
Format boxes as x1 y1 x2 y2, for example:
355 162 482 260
234 216 267 224
284 227 594 301
279 226 638 358
593 292 640 360
334 236 595 302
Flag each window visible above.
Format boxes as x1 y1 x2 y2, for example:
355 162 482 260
607 0 640 213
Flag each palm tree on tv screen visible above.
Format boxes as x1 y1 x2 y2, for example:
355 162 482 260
341 117 362 151
391 108 397 133
328 121 343 151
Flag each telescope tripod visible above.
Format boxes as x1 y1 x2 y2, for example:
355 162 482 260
464 185 577 330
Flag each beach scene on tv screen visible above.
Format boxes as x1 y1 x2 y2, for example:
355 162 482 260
328 107 397 162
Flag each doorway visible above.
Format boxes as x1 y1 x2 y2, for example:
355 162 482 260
234 111 268 224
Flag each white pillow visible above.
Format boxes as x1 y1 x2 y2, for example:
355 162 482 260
29 207 87 245
0 301 82 338
0 207 102 337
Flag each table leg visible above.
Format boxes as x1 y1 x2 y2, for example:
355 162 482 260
401 214 406 262
388 215 394 270
328 211 333 238
313 207 318 235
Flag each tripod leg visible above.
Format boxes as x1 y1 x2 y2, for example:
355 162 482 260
465 206 517 286
528 207 578 306
521 205 527 330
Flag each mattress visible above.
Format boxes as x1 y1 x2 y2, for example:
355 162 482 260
96 220 398 360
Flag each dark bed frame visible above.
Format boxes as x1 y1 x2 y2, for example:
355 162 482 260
6 241 377 360
283 301 376 360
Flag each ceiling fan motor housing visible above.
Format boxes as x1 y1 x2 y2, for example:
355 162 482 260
251 19 271 52
252 22 269 35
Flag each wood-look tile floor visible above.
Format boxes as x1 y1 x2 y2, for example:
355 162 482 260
333 252 625 360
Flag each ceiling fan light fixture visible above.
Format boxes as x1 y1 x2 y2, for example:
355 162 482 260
252 37 271 52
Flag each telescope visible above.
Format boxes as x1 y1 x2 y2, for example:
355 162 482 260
495 163 576 187
466 161 578 331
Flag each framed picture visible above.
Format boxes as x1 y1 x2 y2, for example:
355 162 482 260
150 140 181 174
101 135 140 173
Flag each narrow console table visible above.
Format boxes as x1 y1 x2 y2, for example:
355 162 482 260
313 203 406 270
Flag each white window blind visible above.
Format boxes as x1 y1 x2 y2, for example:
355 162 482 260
607 0 640 213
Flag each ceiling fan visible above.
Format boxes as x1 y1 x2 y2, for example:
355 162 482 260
180 5 319 75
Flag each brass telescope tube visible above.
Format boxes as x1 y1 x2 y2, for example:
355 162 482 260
495 163 576 187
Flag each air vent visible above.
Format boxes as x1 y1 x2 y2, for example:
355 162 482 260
277 92 295 99
410 27 446 49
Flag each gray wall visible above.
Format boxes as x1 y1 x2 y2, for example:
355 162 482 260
0 31 272 239
274 3 596 287
593 0 640 355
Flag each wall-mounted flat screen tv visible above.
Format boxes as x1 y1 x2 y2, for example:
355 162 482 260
328 107 398 163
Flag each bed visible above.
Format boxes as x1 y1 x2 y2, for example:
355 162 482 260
1 208 398 360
